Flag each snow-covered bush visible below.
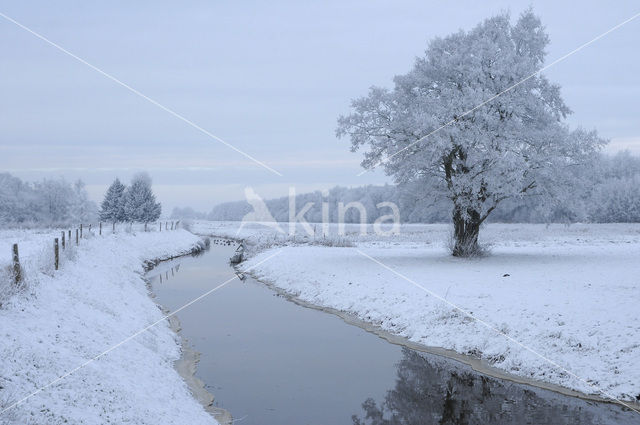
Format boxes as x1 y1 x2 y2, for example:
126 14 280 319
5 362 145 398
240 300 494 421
589 176 640 223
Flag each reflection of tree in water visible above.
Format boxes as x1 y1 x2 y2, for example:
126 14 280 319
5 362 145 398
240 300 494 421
353 348 633 425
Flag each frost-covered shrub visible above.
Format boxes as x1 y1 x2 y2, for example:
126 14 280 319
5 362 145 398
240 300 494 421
589 176 640 223
0 264 22 307
309 236 355 248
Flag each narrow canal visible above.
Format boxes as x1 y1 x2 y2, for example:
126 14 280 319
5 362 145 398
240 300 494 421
146 243 639 425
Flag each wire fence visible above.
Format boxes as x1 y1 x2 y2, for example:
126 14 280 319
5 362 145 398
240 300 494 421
5 220 181 288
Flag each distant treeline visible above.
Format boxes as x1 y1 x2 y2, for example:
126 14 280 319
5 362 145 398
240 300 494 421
173 152 640 224
0 173 98 226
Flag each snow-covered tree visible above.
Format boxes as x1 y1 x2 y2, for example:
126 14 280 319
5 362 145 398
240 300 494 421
34 178 75 223
70 180 98 223
99 178 127 223
337 10 605 256
123 173 161 223
0 173 37 224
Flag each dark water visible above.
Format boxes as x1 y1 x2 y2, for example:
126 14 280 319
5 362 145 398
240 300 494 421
147 244 640 425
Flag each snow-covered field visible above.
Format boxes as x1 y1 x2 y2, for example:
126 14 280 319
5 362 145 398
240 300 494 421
0 228 216 425
194 221 640 403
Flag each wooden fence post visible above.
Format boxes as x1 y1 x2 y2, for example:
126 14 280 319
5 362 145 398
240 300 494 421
89 224 92 233
80 224 83 238
144 222 147 232
61 231 65 250
68 229 71 240
54 238 59 270
113 222 115 232
76 229 79 245
99 222 102 235
159 222 162 232
12 244 21 284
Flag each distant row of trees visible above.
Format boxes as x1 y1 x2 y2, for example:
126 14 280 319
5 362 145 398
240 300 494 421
0 172 163 226
0 173 97 225
170 206 208 221
100 173 161 223
197 152 640 224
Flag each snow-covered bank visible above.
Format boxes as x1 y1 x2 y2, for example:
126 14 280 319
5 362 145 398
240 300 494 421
0 229 217 424
201 222 640 402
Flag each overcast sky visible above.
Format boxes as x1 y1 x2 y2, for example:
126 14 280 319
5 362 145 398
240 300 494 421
1 1 639 212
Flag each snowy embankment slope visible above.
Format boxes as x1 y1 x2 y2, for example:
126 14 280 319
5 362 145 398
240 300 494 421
0 229 217 425
197 221 640 401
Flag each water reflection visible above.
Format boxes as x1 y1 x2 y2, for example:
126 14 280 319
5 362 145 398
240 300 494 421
152 264 180 284
353 348 638 425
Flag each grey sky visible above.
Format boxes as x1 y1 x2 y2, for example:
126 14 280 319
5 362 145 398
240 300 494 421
1 1 639 212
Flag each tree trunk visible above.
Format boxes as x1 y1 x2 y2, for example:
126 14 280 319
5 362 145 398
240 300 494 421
452 206 481 257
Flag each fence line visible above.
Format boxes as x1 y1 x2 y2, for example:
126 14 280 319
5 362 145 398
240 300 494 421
8 220 182 286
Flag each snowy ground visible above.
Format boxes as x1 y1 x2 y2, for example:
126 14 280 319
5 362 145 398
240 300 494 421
194 221 640 403
0 228 217 425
